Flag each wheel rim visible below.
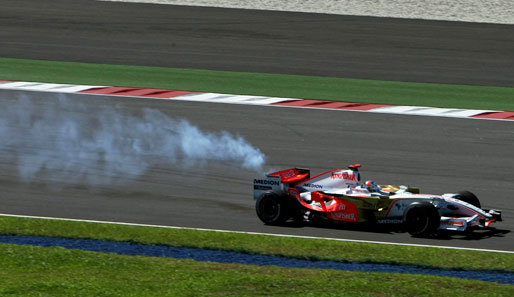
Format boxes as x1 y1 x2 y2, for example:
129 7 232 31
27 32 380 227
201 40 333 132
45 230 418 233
407 211 429 233
261 197 279 219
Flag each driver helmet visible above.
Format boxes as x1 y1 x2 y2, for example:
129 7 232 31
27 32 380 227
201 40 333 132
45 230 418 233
365 180 379 192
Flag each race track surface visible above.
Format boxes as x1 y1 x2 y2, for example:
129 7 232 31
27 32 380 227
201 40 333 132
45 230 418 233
1 0 513 250
1 90 512 251
2 0 514 86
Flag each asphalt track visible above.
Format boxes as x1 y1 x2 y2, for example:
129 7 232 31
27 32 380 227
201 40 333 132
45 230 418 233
2 0 514 87
1 0 513 250
1 89 513 251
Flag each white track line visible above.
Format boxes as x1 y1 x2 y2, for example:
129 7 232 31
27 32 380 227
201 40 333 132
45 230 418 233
370 106 497 117
0 81 105 92
1 213 512 254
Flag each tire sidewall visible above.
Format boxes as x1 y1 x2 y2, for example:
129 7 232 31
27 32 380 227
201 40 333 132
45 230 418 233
403 202 440 237
256 191 290 225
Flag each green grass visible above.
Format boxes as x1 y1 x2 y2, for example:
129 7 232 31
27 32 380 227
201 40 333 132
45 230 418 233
1 57 513 111
2 244 512 297
0 216 512 272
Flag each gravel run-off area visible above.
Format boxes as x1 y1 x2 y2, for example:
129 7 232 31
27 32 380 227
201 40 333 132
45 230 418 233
102 0 514 24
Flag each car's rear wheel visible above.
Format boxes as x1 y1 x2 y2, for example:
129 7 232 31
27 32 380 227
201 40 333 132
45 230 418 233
403 202 440 237
256 191 290 225
454 191 481 208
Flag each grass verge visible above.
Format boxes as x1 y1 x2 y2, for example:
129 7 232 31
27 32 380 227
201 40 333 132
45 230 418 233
0 216 512 272
1 57 513 111
1 244 513 297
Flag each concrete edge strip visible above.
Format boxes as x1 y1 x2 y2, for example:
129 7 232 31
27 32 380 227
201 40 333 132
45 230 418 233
0 80 512 121
1 213 512 254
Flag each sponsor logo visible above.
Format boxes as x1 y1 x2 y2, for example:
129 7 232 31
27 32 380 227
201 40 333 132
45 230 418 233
377 219 403 224
253 185 272 190
254 179 279 186
327 200 359 222
329 212 356 221
303 183 323 189
281 170 297 179
331 171 356 181
440 220 465 226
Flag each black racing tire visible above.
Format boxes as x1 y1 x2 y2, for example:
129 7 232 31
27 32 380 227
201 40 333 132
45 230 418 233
255 191 291 225
454 191 481 208
403 202 440 237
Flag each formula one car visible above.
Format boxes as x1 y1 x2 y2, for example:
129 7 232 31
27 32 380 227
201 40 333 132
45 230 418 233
253 164 502 236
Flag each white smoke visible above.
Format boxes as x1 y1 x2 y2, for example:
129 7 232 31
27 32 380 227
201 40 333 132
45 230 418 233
0 93 266 186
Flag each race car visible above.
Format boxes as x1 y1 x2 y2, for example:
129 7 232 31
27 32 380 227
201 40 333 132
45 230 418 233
253 164 502 237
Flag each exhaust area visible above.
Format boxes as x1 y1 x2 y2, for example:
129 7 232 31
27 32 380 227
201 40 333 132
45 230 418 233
0 92 266 187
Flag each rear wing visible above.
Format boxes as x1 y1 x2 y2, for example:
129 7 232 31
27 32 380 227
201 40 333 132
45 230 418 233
268 168 310 183
253 168 310 200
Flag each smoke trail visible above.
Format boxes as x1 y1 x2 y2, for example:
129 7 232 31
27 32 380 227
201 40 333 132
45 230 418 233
0 93 266 186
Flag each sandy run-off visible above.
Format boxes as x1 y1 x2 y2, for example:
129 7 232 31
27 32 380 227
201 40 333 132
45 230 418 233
102 0 514 24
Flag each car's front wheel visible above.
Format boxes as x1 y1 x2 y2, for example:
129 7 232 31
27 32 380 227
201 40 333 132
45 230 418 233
454 191 481 208
403 202 440 237
256 191 290 225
